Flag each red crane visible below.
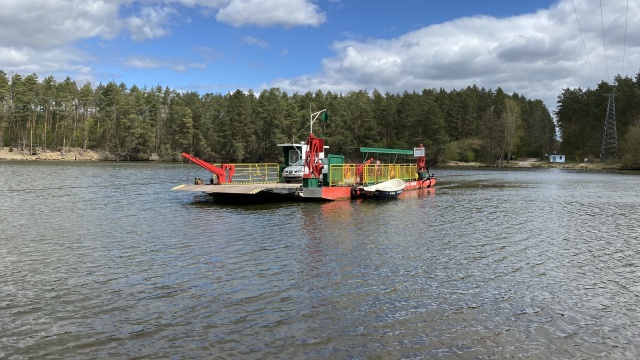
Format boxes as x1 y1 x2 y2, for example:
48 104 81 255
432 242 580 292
181 153 235 184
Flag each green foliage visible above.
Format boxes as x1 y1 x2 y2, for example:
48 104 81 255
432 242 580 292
0 68 560 163
557 73 640 162
158 143 175 162
621 126 640 169
442 138 485 162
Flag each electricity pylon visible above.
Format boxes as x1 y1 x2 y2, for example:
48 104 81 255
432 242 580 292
600 92 618 163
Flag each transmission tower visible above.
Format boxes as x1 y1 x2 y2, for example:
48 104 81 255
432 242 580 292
599 92 618 162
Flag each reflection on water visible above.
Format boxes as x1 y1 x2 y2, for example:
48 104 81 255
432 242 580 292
1 163 640 358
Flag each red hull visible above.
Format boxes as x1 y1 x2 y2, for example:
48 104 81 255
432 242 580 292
403 177 436 191
316 177 436 201
321 186 352 201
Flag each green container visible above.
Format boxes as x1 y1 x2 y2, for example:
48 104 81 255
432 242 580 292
324 154 344 184
303 177 319 188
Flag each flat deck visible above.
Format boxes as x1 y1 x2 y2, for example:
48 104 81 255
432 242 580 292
172 178 435 203
172 182 301 195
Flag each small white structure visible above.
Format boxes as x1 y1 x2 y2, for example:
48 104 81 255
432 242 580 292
548 154 566 163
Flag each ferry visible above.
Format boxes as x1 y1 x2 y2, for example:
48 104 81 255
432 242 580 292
173 109 436 203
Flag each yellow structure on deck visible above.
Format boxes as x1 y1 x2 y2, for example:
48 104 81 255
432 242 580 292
328 163 418 187
209 163 281 184
188 161 419 187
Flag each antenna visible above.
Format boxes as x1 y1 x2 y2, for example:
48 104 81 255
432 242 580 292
599 91 618 162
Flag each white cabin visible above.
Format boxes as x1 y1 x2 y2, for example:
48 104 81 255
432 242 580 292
548 154 566 163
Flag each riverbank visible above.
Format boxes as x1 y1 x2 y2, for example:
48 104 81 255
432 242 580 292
0 148 623 170
442 158 621 170
0 147 101 161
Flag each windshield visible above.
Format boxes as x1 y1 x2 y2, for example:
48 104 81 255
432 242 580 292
291 159 305 166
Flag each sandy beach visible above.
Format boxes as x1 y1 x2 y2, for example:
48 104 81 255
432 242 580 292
0 147 101 161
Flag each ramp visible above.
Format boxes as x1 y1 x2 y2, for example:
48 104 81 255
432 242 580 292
172 183 301 195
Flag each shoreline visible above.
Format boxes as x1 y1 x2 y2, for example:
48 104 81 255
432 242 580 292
0 148 623 170
0 147 101 161
441 159 622 170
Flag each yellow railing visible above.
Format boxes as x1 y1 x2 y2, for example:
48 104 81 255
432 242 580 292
328 163 418 187
330 164 358 186
212 163 280 184
203 162 417 186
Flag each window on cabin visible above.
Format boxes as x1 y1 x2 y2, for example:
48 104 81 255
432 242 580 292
288 150 302 165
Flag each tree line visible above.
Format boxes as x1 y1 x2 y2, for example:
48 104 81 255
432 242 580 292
0 70 557 164
555 72 640 167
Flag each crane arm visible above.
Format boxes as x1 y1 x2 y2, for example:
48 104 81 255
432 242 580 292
181 153 234 184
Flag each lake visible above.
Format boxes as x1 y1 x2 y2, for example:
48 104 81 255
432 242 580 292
1 161 639 358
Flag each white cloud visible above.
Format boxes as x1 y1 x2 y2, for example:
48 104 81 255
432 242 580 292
272 0 640 112
122 55 162 69
0 0 327 84
123 55 206 73
244 36 269 48
171 0 231 7
216 0 326 28
0 0 186 47
1 47 31 67
1 0 637 115
0 0 121 48
0 45 91 76
125 6 177 41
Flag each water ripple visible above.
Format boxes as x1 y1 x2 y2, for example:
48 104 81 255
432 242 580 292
2 164 640 358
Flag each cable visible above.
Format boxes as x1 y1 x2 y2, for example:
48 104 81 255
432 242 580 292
572 0 597 84
622 0 629 77
599 0 610 83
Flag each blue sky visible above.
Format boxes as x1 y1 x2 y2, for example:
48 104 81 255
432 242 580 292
1 0 638 112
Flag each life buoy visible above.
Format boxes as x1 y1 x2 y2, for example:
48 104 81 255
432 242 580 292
344 166 352 179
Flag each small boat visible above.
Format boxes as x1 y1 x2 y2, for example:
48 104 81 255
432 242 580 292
362 178 405 199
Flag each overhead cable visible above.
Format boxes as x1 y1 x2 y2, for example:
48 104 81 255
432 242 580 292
599 0 610 83
572 0 597 84
621 0 629 77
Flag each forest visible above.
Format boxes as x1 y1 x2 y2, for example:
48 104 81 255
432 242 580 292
0 69 569 165
556 73 640 167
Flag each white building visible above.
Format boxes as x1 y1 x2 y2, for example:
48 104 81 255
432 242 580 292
548 154 566 163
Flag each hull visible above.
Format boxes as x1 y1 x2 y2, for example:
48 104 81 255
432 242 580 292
404 177 436 190
371 188 403 199
174 177 436 204
361 178 405 199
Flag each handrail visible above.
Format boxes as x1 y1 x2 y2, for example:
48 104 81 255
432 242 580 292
328 163 418 187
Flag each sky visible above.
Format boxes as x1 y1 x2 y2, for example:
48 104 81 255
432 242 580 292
1 0 638 114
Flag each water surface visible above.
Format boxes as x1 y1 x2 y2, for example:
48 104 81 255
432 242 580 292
1 162 639 358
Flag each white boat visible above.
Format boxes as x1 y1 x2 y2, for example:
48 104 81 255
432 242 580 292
362 178 405 199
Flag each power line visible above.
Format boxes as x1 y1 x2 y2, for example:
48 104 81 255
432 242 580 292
572 0 597 84
599 0 610 83
622 0 629 77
